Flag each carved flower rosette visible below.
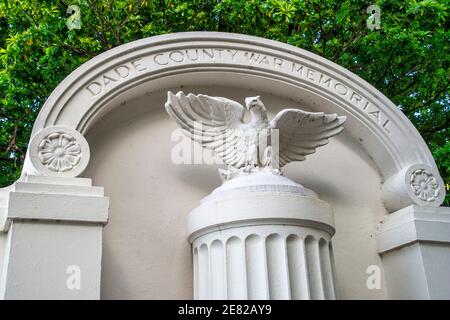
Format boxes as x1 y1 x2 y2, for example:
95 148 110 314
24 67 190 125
410 169 440 202
38 132 82 172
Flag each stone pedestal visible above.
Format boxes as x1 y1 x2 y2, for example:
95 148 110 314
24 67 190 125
187 172 337 300
0 175 109 300
377 205 450 299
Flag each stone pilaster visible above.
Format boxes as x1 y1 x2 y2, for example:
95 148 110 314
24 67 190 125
0 175 109 300
377 205 450 299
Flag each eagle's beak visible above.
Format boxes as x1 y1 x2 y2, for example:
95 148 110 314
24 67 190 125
245 98 257 110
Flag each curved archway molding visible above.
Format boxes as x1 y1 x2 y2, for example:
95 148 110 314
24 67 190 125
22 32 445 211
1 32 449 300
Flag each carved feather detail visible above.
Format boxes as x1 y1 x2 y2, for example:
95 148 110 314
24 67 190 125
165 91 346 171
270 109 346 167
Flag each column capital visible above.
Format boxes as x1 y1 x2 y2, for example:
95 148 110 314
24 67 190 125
188 171 334 243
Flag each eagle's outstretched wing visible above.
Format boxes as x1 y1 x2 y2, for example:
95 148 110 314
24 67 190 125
165 91 248 167
270 109 346 167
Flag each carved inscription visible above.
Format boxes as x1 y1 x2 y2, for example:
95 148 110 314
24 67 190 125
85 47 391 133
290 62 390 132
86 58 147 96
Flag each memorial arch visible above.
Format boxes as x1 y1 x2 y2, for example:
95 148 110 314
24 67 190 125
0 32 448 299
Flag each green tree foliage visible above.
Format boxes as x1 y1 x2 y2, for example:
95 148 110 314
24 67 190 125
0 0 449 204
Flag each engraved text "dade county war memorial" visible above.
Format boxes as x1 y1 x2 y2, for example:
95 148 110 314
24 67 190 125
85 47 391 133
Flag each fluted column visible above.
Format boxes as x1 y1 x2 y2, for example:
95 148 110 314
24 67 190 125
187 172 337 300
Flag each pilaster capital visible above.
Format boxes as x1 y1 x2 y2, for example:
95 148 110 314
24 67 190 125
377 205 450 254
1 175 109 232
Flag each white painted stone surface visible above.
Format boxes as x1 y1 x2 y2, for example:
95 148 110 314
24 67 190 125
165 91 346 177
0 32 446 299
1 221 103 299
28 126 90 178
0 234 5 283
84 86 388 299
21 32 445 211
0 176 108 299
377 205 450 299
0 186 13 280
188 172 337 300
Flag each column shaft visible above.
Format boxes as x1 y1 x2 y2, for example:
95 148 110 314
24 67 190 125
191 225 336 300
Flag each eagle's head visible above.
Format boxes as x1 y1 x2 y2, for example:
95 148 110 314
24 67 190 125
245 96 266 112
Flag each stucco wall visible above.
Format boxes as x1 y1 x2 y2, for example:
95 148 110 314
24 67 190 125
84 85 388 299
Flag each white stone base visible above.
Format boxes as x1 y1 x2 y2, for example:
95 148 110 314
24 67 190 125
188 172 337 300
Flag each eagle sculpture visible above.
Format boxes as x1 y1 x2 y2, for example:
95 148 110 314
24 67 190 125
165 91 346 180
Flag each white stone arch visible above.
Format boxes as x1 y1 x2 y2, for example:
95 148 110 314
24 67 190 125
21 32 444 211
2 31 450 301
